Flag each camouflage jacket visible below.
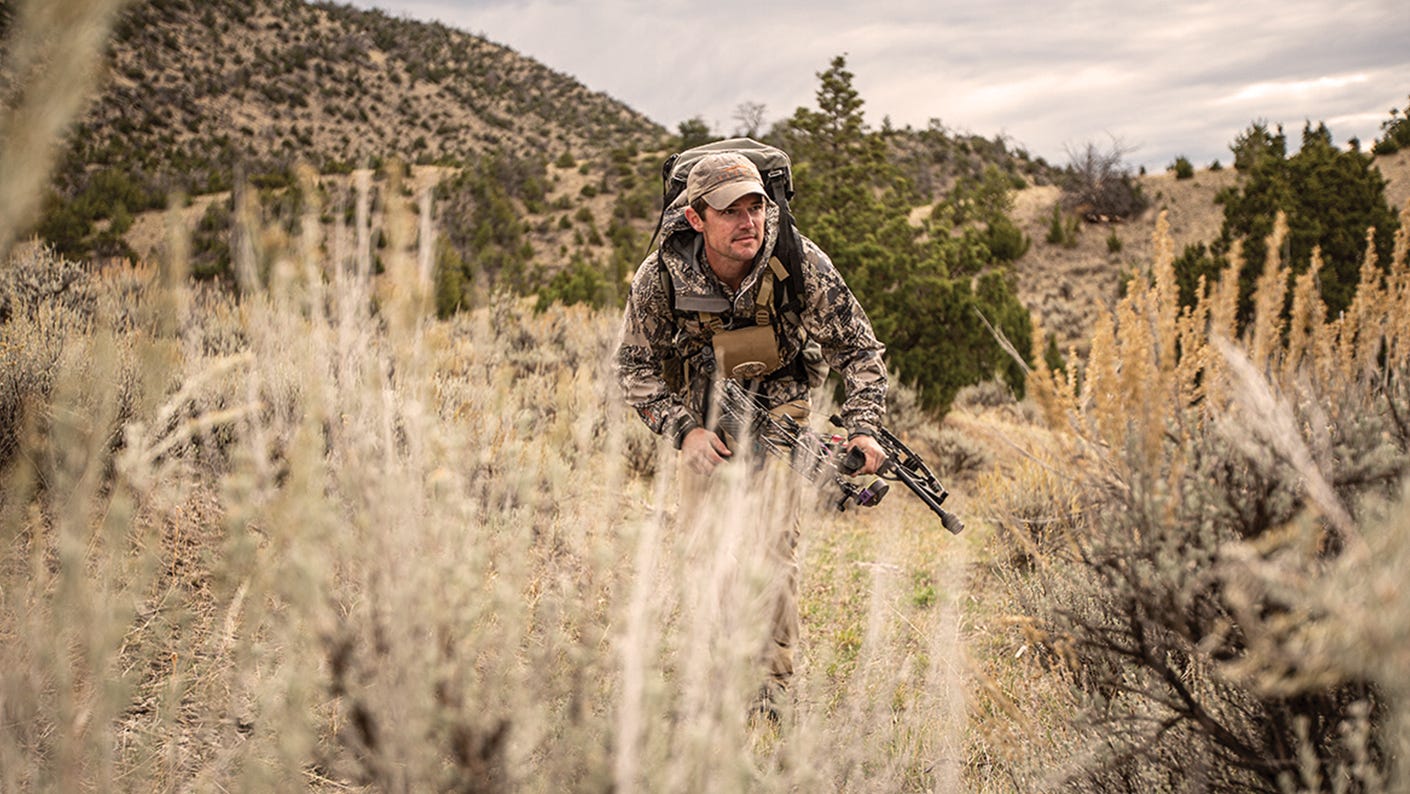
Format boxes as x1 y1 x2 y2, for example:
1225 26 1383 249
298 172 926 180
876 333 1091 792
615 198 887 447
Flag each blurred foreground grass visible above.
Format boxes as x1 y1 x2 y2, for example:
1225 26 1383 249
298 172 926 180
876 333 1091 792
0 169 986 790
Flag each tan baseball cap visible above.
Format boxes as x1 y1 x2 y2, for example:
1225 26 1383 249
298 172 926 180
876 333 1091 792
685 152 767 211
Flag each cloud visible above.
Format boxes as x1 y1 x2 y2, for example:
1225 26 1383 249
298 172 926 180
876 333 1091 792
1222 74 1372 105
346 0 1410 170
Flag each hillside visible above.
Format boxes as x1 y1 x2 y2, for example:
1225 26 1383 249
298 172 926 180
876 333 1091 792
14 0 668 276
9 0 671 284
63 0 662 187
16 0 1070 312
1007 148 1410 356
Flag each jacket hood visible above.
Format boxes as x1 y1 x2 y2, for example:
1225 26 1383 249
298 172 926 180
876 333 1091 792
656 198 782 313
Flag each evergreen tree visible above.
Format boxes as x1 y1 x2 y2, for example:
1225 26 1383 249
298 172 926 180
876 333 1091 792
1230 120 1286 172
675 117 715 150
777 56 1032 414
931 164 1031 273
1192 121 1399 324
1371 94 1410 155
434 151 538 309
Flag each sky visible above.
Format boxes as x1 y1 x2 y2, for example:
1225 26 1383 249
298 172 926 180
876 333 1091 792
344 0 1410 173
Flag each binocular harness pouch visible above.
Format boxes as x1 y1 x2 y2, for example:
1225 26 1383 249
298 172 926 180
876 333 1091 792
707 257 788 381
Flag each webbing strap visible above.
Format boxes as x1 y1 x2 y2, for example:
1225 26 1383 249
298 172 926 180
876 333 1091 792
753 257 789 326
753 273 774 326
698 312 723 333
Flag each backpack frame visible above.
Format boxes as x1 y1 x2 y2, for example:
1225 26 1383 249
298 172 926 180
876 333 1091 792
649 137 807 319
646 138 826 395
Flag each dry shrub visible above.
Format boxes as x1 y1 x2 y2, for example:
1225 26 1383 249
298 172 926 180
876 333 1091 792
953 379 1016 412
0 248 176 474
981 209 1410 790
1060 138 1148 222
978 452 1083 572
0 247 94 463
933 427 989 481
0 244 98 323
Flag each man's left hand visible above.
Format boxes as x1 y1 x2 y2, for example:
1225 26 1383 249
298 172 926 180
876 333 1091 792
845 434 886 476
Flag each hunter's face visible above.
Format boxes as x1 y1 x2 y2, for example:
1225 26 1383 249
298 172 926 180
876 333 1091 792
690 193 765 275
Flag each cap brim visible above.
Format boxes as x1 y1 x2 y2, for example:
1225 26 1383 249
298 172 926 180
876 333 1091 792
703 180 766 211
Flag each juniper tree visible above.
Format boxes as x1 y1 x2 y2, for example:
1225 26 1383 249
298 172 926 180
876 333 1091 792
776 55 1032 414
1371 95 1410 155
1177 121 1398 326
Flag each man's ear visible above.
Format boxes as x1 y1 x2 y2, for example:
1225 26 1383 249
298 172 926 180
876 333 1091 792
684 205 705 232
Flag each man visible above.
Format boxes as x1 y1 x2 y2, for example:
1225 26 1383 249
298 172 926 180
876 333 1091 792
614 149 888 708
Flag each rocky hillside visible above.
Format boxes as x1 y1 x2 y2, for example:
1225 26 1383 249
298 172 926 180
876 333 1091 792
39 0 663 202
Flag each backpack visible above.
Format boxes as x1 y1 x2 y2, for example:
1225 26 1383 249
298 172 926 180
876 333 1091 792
648 138 826 390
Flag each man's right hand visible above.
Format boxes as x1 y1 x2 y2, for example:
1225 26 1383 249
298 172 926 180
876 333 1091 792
681 427 732 475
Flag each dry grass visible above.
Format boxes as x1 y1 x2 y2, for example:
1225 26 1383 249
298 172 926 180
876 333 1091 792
0 161 984 792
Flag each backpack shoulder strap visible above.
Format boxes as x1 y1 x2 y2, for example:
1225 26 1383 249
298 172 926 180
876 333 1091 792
767 200 807 319
656 253 674 310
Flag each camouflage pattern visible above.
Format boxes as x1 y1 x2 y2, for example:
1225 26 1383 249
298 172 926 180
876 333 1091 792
615 198 887 444
686 151 766 210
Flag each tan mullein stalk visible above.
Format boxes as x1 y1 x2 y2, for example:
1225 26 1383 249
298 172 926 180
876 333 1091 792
1023 323 1059 424
1326 311 1355 388
1305 267 1340 388
1209 240 1244 343
1082 310 1121 446
1150 214 1197 456
1174 276 1211 415
1328 236 1382 385
1394 199 1410 281
1282 249 1325 383
1203 240 1244 412
1114 284 1162 467
1349 229 1388 376
1065 343 1083 417
1026 322 1078 428
1151 212 1180 381
1249 212 1290 371
1388 203 1410 366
